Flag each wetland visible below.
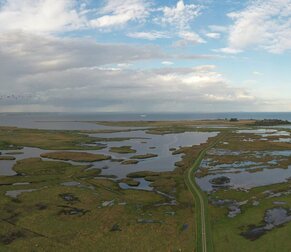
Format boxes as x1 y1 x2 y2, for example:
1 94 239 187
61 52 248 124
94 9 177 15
1 115 291 251
0 118 220 251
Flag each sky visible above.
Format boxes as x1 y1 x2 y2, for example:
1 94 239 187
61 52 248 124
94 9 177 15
0 0 290 113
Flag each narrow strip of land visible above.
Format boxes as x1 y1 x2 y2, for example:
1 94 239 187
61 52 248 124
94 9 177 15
185 133 226 252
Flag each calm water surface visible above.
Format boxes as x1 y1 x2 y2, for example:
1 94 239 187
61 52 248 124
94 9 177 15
1 112 291 130
0 131 218 183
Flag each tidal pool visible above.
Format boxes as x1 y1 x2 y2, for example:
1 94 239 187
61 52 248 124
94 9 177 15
92 130 218 178
196 165 291 192
197 146 291 192
5 189 37 198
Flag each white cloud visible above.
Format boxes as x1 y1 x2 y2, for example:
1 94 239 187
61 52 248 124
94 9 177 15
178 31 205 43
0 0 85 33
0 0 150 33
154 1 204 47
252 71 263 76
127 31 170 40
174 31 205 47
208 25 228 33
226 0 291 53
161 61 174 65
90 0 149 28
157 0 201 30
216 47 242 54
205 32 221 39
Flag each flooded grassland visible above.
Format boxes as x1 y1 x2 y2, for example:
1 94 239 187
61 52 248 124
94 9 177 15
0 123 220 251
195 128 291 252
2 119 291 252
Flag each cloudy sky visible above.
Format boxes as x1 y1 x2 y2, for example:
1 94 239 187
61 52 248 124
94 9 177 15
0 0 290 113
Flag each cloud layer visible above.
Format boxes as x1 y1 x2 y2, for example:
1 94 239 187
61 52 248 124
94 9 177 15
0 31 259 112
0 0 290 112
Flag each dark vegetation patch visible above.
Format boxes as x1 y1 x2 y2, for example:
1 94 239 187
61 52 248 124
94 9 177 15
0 156 16 160
209 176 230 185
35 203 48 210
5 151 24 155
252 119 291 126
0 231 26 245
137 219 163 224
110 224 122 232
58 205 89 216
181 224 189 231
109 146 136 154
130 153 158 159
59 193 80 204
127 171 159 179
119 178 140 187
121 159 139 165
41 151 111 162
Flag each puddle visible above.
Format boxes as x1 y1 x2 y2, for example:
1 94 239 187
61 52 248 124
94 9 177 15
273 201 286 205
243 138 254 142
61 181 81 187
211 198 247 218
119 178 152 191
207 149 246 156
274 138 291 143
241 207 291 240
237 129 290 137
228 205 241 218
213 161 261 170
5 189 37 198
137 219 163 224
237 129 276 134
12 182 31 186
181 224 189 231
59 193 79 203
101 200 115 207
261 150 291 157
0 160 18 176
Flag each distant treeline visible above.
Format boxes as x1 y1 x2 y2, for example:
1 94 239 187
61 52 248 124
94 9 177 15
252 119 291 126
